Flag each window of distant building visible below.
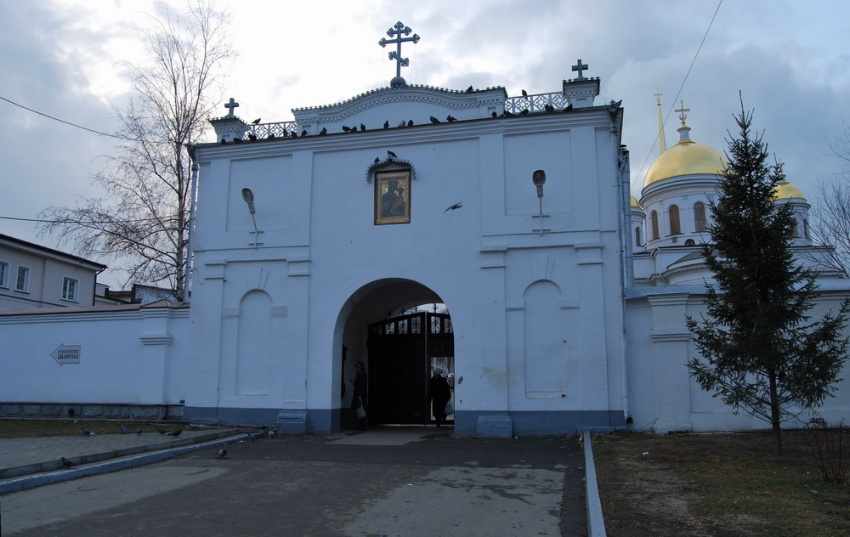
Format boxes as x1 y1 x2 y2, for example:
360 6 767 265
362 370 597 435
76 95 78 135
62 277 79 302
0 261 8 288
685 239 695 246
694 202 707 232
635 226 642 247
790 219 799 238
15 265 30 292
669 205 681 235
804 219 810 239
650 211 659 241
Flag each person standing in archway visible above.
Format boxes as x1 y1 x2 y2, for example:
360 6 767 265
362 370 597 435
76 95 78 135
350 361 368 430
428 369 451 428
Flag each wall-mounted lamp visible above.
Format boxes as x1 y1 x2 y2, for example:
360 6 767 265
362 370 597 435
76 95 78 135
532 170 547 235
533 169 546 198
242 188 256 214
241 187 262 247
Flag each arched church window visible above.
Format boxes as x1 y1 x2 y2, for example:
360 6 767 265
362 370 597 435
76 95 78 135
635 226 642 246
685 239 695 246
804 219 810 239
694 202 707 232
650 211 659 241
669 205 681 235
790 219 799 238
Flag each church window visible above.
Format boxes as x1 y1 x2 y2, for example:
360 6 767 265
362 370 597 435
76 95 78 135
685 239 695 246
804 219 810 238
790 219 799 238
62 277 79 302
15 265 29 292
669 205 681 235
694 202 707 232
0 261 8 288
635 226 642 246
650 211 659 240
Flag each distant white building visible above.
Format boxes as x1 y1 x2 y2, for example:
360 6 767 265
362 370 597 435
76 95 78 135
1 28 848 434
0 233 105 311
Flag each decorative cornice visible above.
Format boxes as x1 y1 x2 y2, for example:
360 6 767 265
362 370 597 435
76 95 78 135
293 85 506 113
366 158 415 183
140 334 174 346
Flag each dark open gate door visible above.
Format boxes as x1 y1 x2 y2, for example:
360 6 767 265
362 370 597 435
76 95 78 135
367 312 453 425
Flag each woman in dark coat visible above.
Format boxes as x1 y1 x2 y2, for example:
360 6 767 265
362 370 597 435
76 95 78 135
428 369 452 427
350 361 368 430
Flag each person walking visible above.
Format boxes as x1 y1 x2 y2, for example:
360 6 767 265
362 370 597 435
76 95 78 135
350 361 368 430
428 369 452 427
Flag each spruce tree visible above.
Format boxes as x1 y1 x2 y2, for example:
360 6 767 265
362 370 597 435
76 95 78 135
686 102 849 455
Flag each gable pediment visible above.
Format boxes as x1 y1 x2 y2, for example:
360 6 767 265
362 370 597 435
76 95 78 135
293 85 507 133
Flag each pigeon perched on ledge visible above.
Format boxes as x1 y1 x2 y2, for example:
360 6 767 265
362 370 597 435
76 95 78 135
81 427 96 436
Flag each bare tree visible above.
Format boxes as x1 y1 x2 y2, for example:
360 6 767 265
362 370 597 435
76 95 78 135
808 123 850 276
40 1 233 298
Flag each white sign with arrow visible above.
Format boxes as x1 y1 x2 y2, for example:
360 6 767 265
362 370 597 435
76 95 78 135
51 344 81 365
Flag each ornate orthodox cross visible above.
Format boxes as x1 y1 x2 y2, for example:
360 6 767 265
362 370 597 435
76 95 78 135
224 97 239 118
379 22 420 78
675 100 690 125
572 59 589 79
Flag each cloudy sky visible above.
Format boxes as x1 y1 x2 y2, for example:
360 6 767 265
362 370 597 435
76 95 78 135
2 0 850 288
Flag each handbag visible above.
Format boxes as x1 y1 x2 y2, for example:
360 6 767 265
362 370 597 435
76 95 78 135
444 400 454 415
356 397 367 419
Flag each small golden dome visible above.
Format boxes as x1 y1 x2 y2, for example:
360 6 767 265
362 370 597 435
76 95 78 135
643 140 726 188
630 195 641 208
772 181 805 200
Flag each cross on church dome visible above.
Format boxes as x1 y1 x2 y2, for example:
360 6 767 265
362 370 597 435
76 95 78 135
675 100 690 126
379 21 420 87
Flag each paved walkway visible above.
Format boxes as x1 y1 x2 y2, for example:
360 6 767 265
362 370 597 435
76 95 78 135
0 427 601 536
0 427 241 480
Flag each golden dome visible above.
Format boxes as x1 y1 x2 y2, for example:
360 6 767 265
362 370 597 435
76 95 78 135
630 195 640 208
772 181 805 200
643 140 726 188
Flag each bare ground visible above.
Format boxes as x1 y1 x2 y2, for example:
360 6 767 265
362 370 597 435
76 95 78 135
592 430 850 537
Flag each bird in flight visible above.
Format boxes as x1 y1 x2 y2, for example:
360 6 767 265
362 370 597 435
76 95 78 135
443 202 463 212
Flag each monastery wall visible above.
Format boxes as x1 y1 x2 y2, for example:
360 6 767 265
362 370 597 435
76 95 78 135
0 306 188 419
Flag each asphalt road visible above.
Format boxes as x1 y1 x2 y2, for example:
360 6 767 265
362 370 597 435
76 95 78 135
1 428 587 536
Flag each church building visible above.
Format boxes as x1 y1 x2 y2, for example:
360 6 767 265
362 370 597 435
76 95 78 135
2 23 848 437
186 29 630 435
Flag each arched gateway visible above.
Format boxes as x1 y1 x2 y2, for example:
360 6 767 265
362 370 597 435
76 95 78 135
183 49 629 437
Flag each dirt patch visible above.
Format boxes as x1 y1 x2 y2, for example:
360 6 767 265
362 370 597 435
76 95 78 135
592 431 850 537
